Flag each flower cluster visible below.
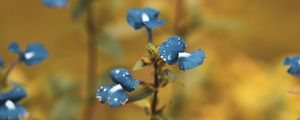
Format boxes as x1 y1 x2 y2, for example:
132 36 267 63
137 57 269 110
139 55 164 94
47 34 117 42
96 68 139 108
0 42 48 119
127 7 207 71
0 86 28 120
96 7 207 114
284 56 300 77
42 0 68 8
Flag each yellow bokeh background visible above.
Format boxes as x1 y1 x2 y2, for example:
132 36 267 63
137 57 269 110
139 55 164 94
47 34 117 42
0 0 300 120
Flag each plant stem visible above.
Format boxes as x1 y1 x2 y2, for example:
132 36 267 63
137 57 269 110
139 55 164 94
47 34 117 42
147 27 159 119
151 60 159 119
85 1 98 119
146 28 153 44
0 59 20 86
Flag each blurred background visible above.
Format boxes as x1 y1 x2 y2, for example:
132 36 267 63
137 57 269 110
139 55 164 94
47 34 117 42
0 0 300 120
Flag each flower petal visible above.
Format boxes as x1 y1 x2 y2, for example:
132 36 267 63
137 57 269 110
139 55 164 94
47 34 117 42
22 43 48 66
43 0 68 8
0 102 28 119
110 68 139 92
108 88 128 108
284 56 300 77
158 36 186 64
0 86 27 104
96 85 112 104
144 19 165 30
288 66 300 77
178 49 207 70
8 42 21 54
127 7 162 30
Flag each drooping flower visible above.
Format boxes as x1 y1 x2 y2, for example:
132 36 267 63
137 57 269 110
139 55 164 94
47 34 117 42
283 56 300 77
96 68 139 108
127 7 165 30
158 36 207 70
0 56 3 68
0 86 27 104
110 68 139 92
42 0 68 8
0 86 28 120
8 42 48 66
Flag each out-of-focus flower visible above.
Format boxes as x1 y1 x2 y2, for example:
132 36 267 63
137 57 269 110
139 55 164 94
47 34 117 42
0 56 3 68
0 86 28 120
96 68 139 108
158 36 207 70
127 7 165 30
283 56 300 77
0 86 27 104
8 42 48 66
42 0 68 8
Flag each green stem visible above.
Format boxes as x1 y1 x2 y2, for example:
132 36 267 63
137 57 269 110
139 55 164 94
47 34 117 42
147 27 159 119
151 60 159 119
146 28 154 44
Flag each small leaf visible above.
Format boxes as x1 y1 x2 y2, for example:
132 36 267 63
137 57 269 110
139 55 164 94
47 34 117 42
133 59 151 71
127 86 154 103
156 105 166 115
159 78 169 88
145 43 158 59
165 69 177 81
143 106 150 116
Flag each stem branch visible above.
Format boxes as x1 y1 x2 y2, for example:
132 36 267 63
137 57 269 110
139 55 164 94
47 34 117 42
147 27 159 118
146 28 153 44
151 60 159 118
0 59 20 86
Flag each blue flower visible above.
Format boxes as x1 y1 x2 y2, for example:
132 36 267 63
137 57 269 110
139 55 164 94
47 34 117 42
110 68 139 92
0 86 27 104
96 68 139 108
96 85 112 104
158 36 207 70
8 42 48 66
0 101 28 120
127 7 165 30
284 56 300 77
42 0 68 8
0 86 28 120
0 56 3 68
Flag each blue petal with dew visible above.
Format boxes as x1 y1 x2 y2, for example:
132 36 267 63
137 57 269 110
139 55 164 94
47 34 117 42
178 49 207 70
43 0 68 8
0 86 27 104
108 89 128 108
110 68 139 92
158 36 186 65
96 85 112 104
